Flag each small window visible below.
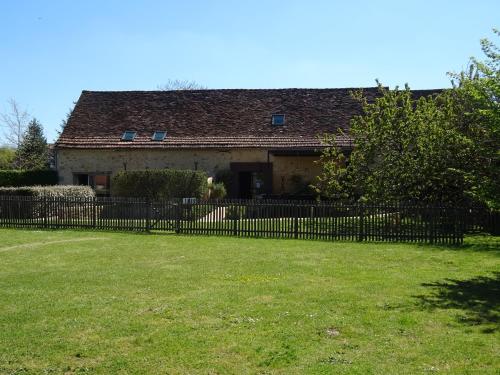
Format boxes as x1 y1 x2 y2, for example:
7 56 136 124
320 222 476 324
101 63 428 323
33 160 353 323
121 131 136 141
73 173 110 196
90 174 111 196
74 173 89 186
271 114 285 126
152 131 167 141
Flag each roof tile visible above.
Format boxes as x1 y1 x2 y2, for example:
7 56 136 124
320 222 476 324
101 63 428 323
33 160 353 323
56 88 441 149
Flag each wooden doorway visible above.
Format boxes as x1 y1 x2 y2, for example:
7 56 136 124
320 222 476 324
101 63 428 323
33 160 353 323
229 162 272 198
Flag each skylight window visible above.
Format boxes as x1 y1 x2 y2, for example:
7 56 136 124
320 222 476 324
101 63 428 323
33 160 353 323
152 131 167 141
121 131 136 141
271 114 285 126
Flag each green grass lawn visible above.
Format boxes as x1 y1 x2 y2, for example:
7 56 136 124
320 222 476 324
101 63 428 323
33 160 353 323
0 230 498 374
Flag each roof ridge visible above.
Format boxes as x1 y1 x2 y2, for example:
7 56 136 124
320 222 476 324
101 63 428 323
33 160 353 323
81 87 384 94
80 87 444 94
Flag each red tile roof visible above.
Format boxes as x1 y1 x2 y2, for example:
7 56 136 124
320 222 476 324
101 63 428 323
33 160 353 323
56 88 440 149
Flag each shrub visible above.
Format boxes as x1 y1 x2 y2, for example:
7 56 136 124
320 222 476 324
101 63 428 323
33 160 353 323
0 185 95 198
0 185 95 219
209 182 227 199
215 169 234 197
0 170 58 187
111 169 208 200
0 148 15 170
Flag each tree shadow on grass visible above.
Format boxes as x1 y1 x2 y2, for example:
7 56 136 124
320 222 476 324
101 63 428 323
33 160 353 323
416 235 500 253
415 272 500 333
458 235 500 252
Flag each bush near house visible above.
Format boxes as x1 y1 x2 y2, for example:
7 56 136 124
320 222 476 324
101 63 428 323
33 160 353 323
111 169 208 200
215 169 234 196
0 185 95 219
0 170 58 187
208 181 227 199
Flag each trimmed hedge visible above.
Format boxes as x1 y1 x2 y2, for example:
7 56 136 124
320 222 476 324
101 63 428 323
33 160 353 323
111 169 208 200
0 185 95 198
0 185 95 219
0 170 58 187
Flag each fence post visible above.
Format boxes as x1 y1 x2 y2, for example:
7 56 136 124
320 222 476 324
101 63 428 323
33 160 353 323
429 207 435 245
233 205 238 236
145 198 151 232
358 203 364 242
43 196 48 229
175 202 182 234
92 197 97 228
294 205 299 239
457 207 465 245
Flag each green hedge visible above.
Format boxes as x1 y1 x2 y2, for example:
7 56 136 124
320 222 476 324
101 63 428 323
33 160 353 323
111 169 208 200
0 185 95 219
0 170 58 187
0 185 95 198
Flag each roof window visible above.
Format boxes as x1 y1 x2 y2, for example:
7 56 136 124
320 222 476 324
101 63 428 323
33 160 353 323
121 131 136 141
152 131 167 141
271 114 285 126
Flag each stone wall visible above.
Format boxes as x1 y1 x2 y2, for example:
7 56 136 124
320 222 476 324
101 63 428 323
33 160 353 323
56 148 320 195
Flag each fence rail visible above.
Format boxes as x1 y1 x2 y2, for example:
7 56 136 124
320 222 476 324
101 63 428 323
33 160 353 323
0 196 481 245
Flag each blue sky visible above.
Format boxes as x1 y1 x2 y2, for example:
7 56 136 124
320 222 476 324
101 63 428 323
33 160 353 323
0 0 498 142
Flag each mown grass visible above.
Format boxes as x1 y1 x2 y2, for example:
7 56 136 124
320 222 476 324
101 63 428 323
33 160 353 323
0 229 498 374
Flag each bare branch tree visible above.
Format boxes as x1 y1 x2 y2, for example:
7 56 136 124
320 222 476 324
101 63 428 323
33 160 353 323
157 79 207 91
1 98 30 148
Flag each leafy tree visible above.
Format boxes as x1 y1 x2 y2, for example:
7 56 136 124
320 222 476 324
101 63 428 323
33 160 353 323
313 30 499 208
314 84 473 205
311 134 351 200
0 147 15 169
14 118 49 170
445 29 500 208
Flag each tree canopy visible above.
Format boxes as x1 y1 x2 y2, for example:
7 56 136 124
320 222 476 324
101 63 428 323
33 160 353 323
0 147 15 170
313 30 499 208
14 118 49 170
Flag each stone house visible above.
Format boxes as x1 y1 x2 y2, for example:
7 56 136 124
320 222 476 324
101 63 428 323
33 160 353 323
55 88 435 198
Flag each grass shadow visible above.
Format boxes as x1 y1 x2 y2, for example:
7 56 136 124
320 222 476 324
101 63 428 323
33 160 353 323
415 272 500 333
416 235 500 253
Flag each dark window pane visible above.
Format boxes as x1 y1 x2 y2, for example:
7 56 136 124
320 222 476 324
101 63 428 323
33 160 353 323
122 131 136 141
272 114 285 125
152 131 166 141
90 174 110 196
93 175 109 190
74 174 89 185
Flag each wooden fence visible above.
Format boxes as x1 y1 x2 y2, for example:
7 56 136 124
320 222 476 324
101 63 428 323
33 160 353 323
0 196 475 244
462 206 500 236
